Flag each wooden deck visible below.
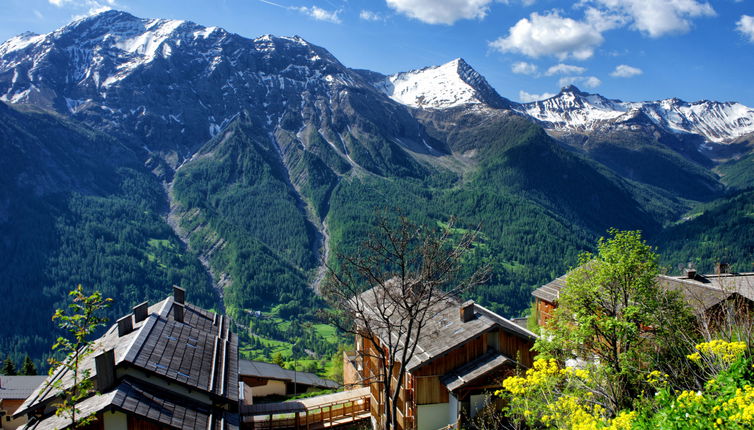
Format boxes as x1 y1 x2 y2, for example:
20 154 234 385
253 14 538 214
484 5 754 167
241 388 370 429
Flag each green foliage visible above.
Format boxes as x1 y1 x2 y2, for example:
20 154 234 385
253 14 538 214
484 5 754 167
717 152 754 190
655 189 754 274
633 341 754 429
21 355 37 376
1 139 216 364
2 355 16 375
535 230 696 411
48 285 112 428
271 352 285 367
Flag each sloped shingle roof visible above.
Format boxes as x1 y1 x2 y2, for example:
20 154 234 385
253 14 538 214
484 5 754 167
17 296 238 416
355 286 536 372
238 359 338 389
440 351 511 391
23 379 239 430
0 376 46 400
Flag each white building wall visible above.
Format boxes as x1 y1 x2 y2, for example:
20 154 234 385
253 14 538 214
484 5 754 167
417 403 451 430
448 394 459 426
102 410 128 430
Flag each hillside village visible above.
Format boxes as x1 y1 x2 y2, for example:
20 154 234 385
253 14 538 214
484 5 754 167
3 234 753 430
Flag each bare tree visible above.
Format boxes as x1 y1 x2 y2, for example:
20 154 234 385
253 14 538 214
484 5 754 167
323 212 488 430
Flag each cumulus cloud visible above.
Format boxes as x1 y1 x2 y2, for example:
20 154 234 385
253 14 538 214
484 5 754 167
360 10 386 21
737 15 754 42
296 6 341 23
610 64 642 77
519 90 556 102
490 11 604 60
559 75 601 89
511 61 538 75
386 0 493 25
545 63 587 76
589 0 715 37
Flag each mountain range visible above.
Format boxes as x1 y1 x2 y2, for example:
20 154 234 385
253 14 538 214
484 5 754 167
1 10 753 363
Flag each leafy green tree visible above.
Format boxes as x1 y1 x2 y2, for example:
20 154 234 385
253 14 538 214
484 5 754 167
47 285 112 428
2 355 16 375
535 229 695 412
21 355 37 375
271 352 285 367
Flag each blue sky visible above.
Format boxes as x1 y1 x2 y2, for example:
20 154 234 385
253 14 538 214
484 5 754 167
2 0 754 105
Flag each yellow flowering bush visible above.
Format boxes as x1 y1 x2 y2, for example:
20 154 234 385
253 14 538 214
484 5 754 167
632 340 753 429
498 358 636 429
688 340 747 363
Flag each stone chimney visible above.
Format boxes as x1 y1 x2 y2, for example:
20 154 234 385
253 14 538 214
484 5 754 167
173 285 185 304
117 314 134 336
94 349 115 391
133 301 148 323
173 302 185 323
460 300 475 323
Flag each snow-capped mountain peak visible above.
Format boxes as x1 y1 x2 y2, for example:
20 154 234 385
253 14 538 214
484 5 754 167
376 58 509 110
517 86 754 143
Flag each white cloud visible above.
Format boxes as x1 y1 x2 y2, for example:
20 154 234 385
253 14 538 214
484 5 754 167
558 75 601 89
583 6 627 32
519 90 556 102
737 15 754 42
610 64 642 77
545 63 587 76
589 0 715 37
511 61 538 75
360 10 386 21
296 6 341 23
49 0 117 17
386 0 493 25
490 11 604 60
583 76 601 88
34 10 44 19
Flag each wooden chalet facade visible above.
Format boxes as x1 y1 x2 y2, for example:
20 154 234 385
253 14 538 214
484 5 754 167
345 294 537 430
532 267 754 329
15 287 240 430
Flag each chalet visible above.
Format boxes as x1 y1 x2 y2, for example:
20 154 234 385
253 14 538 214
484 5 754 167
532 267 754 328
0 376 46 430
344 291 537 430
238 359 337 400
15 286 240 430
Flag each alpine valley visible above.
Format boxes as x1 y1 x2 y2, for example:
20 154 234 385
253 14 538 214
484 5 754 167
1 11 753 364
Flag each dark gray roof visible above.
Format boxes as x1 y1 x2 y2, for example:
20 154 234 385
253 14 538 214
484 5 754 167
238 360 338 389
0 376 46 400
18 296 238 415
440 351 511 392
354 287 536 372
24 379 239 430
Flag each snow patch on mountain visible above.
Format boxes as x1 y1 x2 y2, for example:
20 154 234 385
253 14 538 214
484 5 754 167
0 32 45 56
